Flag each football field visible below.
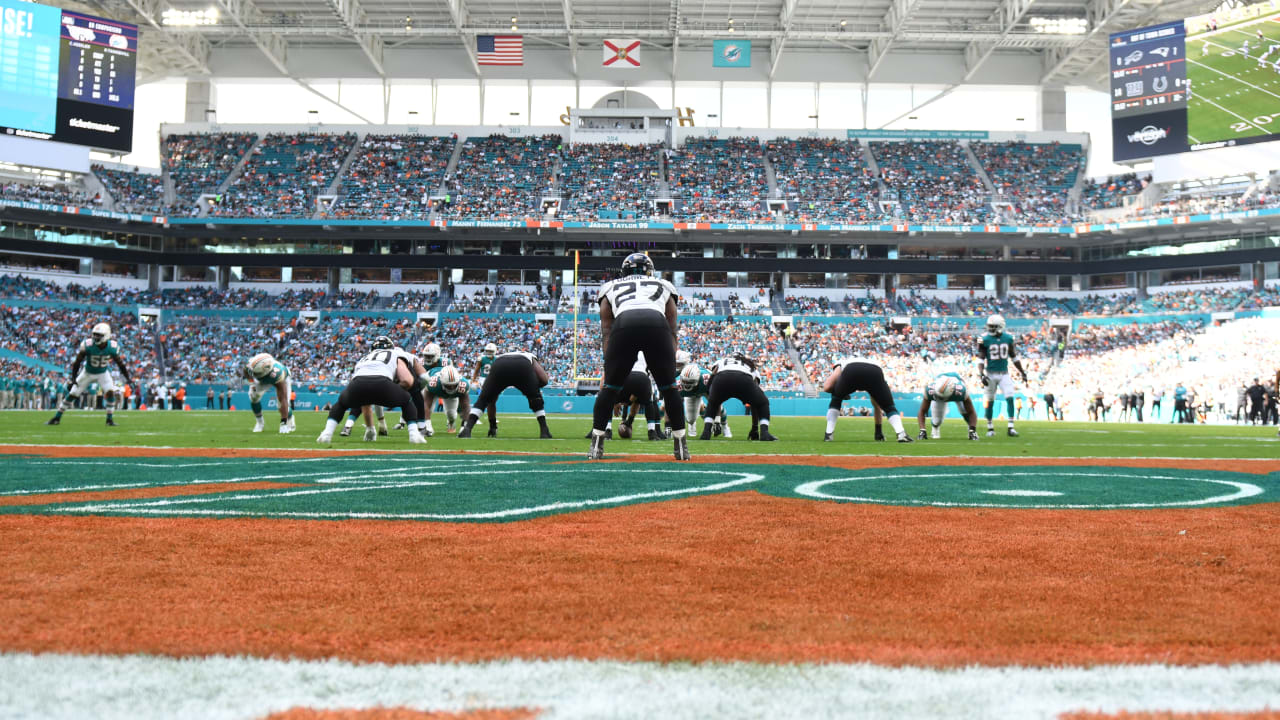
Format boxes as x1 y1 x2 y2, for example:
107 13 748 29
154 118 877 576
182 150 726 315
1186 15 1280 144
1 409 1278 718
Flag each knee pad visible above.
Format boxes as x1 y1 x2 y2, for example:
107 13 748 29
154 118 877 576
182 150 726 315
528 394 545 413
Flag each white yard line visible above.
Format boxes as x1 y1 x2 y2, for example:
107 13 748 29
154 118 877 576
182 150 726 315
1 653 1278 720
1188 56 1280 101
1189 90 1271 133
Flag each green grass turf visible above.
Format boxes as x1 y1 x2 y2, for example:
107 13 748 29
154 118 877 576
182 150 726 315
1186 16 1280 144
1 410 1276 459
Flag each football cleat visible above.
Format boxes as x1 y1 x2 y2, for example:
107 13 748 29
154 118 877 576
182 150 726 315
1007 428 1019 437
279 417 295 434
587 433 605 460
930 428 940 440
457 425 473 439
339 426 352 437
874 430 886 442
918 429 929 440
986 429 995 438
823 432 833 442
698 425 713 441
45 417 60 425
897 432 914 443
673 434 690 461
252 417 265 433
540 427 553 439
712 422 723 437
647 428 658 441
316 431 333 444
487 425 498 438
393 420 406 431
968 429 980 441
757 428 778 442
105 418 117 427
407 427 427 445
378 419 389 436
363 426 377 442
748 428 759 441
721 424 733 438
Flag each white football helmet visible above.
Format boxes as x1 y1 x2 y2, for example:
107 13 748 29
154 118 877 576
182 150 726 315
484 342 497 357
675 350 691 370
679 364 702 392
91 323 111 346
422 342 441 364
929 374 960 401
986 314 1006 336
438 366 461 393
248 353 276 379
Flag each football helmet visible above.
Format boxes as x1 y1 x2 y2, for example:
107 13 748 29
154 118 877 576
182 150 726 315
372 335 394 350
91 323 111 346
929 374 960 401
986 314 1006 336
675 350 691 369
422 342 441 364
484 342 497 357
439 366 461 393
621 252 655 277
679 364 702 392
248 353 276 379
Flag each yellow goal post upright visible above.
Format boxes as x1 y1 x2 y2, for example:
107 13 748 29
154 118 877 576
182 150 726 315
572 250 602 384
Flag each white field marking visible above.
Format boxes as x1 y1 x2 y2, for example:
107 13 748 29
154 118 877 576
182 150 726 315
34 457 509 468
795 471 1264 509
1186 76 1272 132
1188 56 1280 101
56 470 766 520
980 490 1064 497
0 461 518 497
1 653 1279 720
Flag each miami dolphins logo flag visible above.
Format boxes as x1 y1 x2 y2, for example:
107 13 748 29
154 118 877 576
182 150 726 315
713 39 751 67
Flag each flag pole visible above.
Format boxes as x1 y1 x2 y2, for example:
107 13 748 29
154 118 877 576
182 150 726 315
572 250 580 380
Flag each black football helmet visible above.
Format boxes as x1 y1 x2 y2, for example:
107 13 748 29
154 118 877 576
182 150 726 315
621 252 655 277
372 335 394 350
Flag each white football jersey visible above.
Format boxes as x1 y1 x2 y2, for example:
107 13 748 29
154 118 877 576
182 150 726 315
599 276 678 316
352 347 416 380
713 356 759 381
631 352 648 374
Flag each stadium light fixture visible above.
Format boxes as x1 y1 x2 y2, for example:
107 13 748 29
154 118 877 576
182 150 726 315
1030 16 1087 34
162 6 219 26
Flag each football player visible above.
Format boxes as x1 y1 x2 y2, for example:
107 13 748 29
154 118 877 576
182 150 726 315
615 353 667 441
317 336 426 445
976 314 1028 437
678 363 732 438
458 351 553 439
241 352 295 434
823 356 913 443
422 365 472 436
917 371 979 440
386 341 445 434
589 252 689 461
469 342 500 434
700 354 776 441
46 322 132 427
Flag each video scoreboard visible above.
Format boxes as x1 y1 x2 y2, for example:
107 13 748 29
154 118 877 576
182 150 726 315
0 0 137 152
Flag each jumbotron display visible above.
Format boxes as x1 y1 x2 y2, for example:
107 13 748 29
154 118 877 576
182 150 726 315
0 0 136 152
1111 6 1280 161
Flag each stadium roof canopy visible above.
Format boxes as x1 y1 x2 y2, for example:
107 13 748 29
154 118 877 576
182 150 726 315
78 0 1223 89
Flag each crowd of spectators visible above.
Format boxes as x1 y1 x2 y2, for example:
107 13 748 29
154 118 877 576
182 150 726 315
91 165 166 215
973 141 1086 224
782 295 833 315
766 138 881 223
557 143 662 221
1144 286 1257 313
447 292 495 313
388 289 440 311
325 135 453 220
164 133 259 214
1080 173 1147 210
0 305 160 382
896 292 953 316
440 134 562 219
677 319 799 390
669 137 770 222
503 289 555 313
209 133 358 219
0 180 96 208
871 141 993 224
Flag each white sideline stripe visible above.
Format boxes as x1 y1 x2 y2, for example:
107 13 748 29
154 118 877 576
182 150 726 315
0 653 1278 720
57 471 765 520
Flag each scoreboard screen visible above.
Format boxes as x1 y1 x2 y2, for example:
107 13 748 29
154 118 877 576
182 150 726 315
1111 8 1280 162
0 0 136 153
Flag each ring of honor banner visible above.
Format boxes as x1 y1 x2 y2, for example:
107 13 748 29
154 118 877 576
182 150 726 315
0 0 136 152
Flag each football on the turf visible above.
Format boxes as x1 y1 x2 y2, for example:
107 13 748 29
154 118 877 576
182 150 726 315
618 424 632 439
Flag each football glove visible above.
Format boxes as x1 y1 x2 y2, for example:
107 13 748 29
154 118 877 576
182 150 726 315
979 374 990 387
874 425 885 442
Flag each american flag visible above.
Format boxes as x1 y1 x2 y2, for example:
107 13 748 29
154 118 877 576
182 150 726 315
477 35 523 65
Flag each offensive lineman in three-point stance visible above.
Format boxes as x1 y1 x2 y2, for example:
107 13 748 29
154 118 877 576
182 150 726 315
588 253 689 461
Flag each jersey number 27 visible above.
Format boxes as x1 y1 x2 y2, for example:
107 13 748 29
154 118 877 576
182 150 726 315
614 280 664 306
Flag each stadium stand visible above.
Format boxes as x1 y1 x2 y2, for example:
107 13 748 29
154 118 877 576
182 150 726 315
766 138 881 223
325 134 453 220
440 134 562 219
91 165 166 215
0 180 97 208
557 142 662 221
164 133 259 214
669 137 769 222
971 141 1085 224
871 140 994 223
209 132 358 218
1080 172 1147 210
